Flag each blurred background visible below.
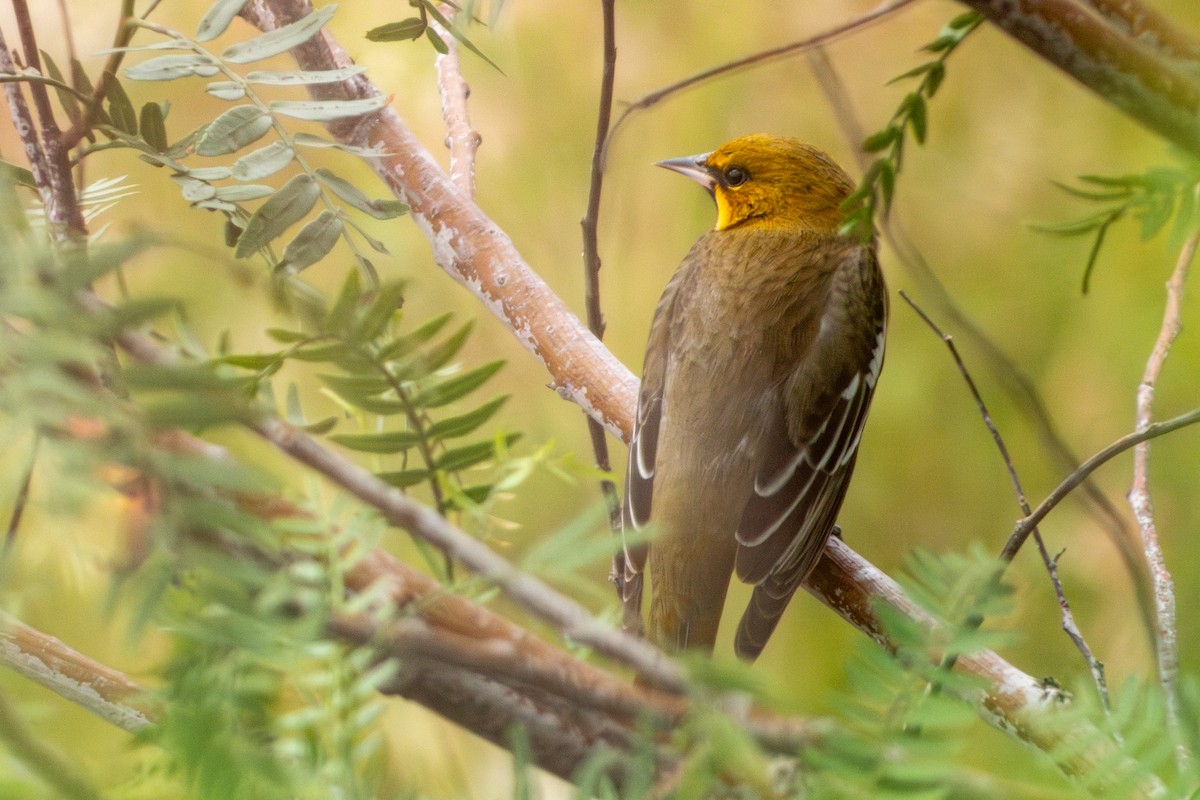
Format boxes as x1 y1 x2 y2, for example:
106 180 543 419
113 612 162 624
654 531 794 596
1 0 1198 796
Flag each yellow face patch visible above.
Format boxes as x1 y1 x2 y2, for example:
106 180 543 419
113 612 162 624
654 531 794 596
714 190 735 231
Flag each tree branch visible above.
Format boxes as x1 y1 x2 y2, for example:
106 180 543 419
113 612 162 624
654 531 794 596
958 0 1200 159
1130 228 1197 773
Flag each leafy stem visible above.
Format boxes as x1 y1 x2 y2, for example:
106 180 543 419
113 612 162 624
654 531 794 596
841 11 983 240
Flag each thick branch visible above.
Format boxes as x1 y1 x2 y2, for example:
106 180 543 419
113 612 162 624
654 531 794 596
959 0 1200 158
0 613 150 732
240 0 638 442
227 3 1172 791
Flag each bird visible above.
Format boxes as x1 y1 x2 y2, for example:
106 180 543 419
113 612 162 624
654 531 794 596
621 134 887 660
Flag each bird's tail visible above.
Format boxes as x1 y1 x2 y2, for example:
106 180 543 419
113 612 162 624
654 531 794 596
734 574 802 661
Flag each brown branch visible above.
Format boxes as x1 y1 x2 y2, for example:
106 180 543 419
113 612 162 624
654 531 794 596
432 8 480 198
240 0 638 444
0 613 151 732
1130 228 1197 773
1081 0 1200 63
578 0 628 627
8 0 85 237
959 0 1200 159
219 4 1175 791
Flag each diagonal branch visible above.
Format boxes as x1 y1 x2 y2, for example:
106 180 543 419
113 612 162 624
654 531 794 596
958 0 1200 158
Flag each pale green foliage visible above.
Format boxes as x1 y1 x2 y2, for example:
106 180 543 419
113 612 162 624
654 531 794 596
1035 161 1200 292
841 11 983 241
88 3 407 286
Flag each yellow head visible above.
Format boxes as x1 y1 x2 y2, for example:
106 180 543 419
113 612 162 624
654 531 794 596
657 134 855 233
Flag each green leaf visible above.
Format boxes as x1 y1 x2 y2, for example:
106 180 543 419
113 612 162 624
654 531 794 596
281 210 343 272
413 360 505 408
420 320 474 371
246 67 369 85
267 328 309 343
301 417 338 435
218 352 283 369
350 280 407 341
318 372 393 397
366 18 427 42
292 132 386 158
269 95 389 122
425 26 449 55
924 61 946 97
377 468 430 489
426 395 508 440
330 429 423 454
315 168 408 219
39 51 80 123
139 102 169 152
436 432 520 472
378 312 452 360
325 269 362 334
213 184 274 202
195 105 273 156
196 0 249 41
1030 209 1122 236
887 62 934 85
231 141 295 180
108 297 179 328
908 94 927 144
125 54 220 81
423 2 501 72
234 174 321 257
105 72 137 134
222 5 339 64
206 81 247 101
123 362 248 392
862 127 898 154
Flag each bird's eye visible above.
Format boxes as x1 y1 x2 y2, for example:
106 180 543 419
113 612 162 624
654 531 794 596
723 166 748 187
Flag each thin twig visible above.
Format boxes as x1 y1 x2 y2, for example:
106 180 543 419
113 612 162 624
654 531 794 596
900 291 1109 709
432 7 480 198
1005 406 1200 556
3 436 38 555
61 0 137 151
603 0 916 165
8 0 85 238
579 0 628 628
1129 228 1197 774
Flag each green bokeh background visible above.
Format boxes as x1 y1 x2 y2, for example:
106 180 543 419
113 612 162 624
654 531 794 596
2 0 1199 795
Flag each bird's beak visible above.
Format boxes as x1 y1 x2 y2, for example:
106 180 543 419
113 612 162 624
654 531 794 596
655 153 716 195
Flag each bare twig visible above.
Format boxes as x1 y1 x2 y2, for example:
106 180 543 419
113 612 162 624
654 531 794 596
900 291 1109 709
1130 228 1197 773
432 8 481 198
604 0 915 162
1005 406 1200 556
578 0 629 628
